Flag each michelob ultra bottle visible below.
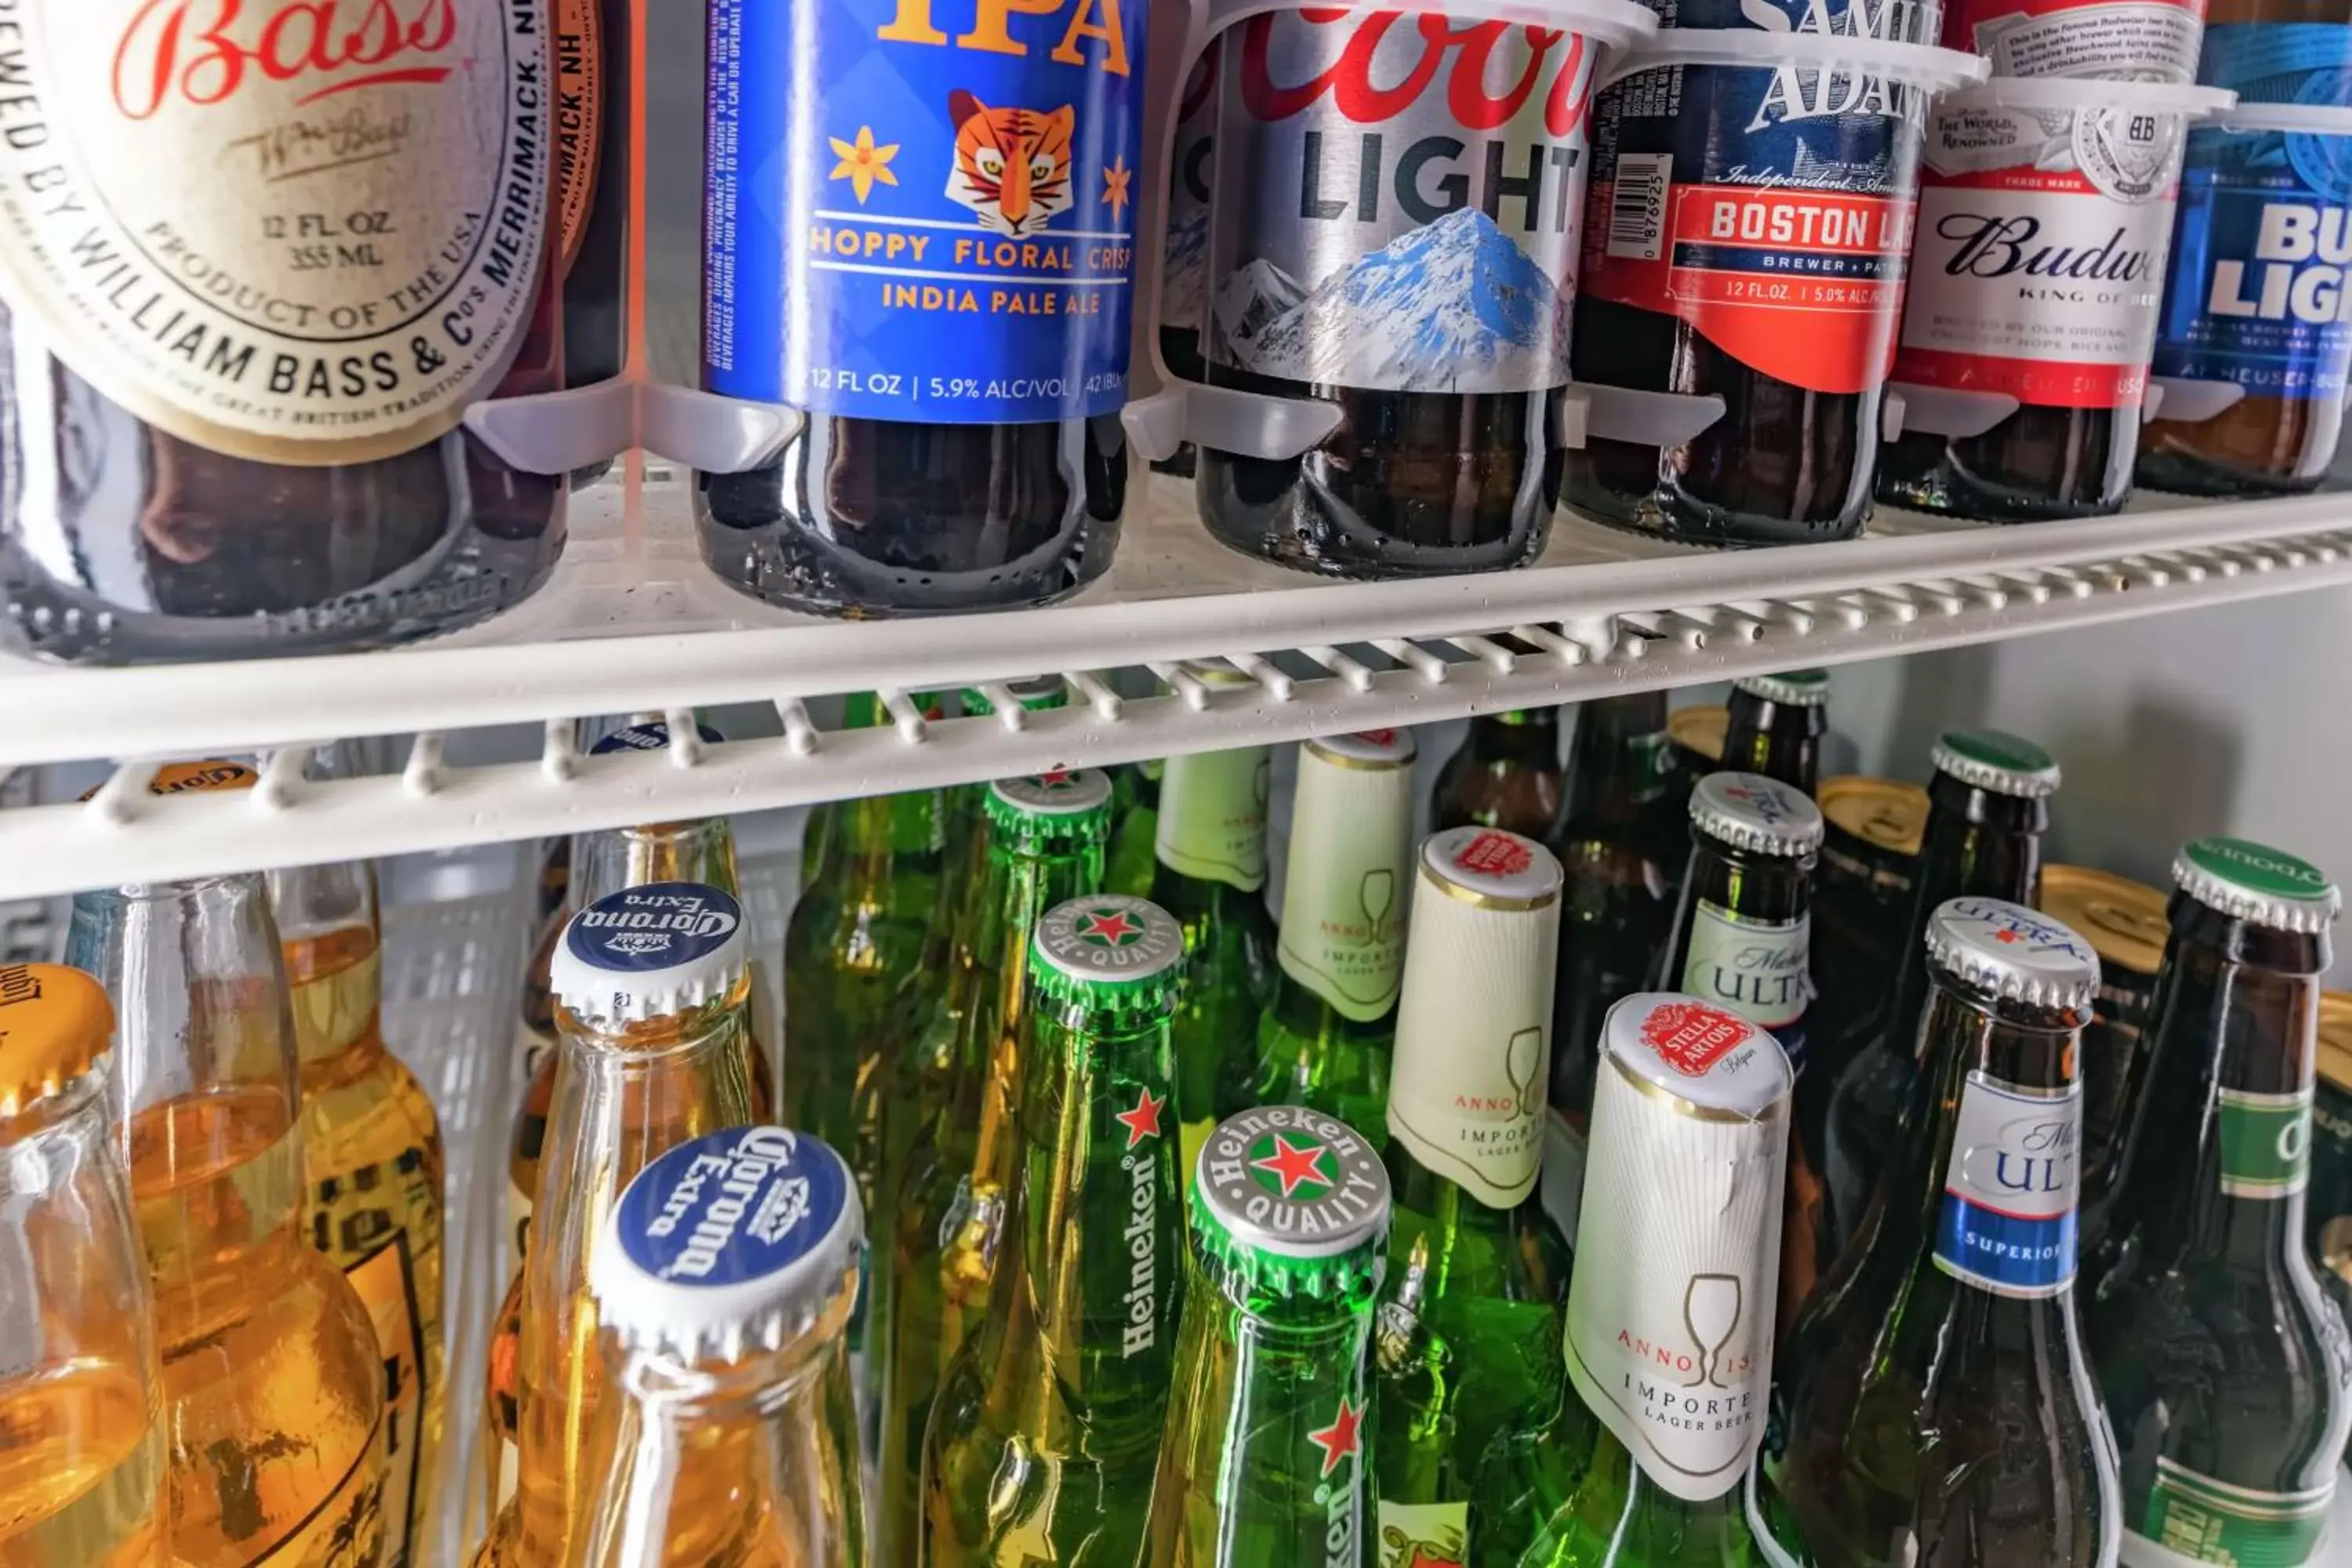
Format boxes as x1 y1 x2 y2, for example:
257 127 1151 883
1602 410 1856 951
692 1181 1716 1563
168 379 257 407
1253 730 1417 1142
1376 828 1570 1560
1432 707 1567 842
1720 671 1830 797
2085 839 2352 1567
877 772 1111 1568
572 1125 868 1567
1474 993 1795 1567
70 859 389 1566
0 964 168 1568
1140 1106 1392 1567
1776 898 2121 1567
476 882 762 1565
922 895 1187 1565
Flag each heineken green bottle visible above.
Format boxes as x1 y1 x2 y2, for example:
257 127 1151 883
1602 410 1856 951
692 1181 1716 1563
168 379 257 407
1253 730 1417 1143
877 771 1111 1568
945 678 1072 910
2085 838 2352 1568
1475 991 1797 1568
1152 725 1278 1174
800 690 956 895
1108 758 1163 898
1375 826 1570 1560
1140 1105 1392 1568
922 894 1188 1566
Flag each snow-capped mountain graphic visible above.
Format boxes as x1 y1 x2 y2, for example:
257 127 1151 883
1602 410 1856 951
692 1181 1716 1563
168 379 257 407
1212 209 1570 394
1162 203 1210 330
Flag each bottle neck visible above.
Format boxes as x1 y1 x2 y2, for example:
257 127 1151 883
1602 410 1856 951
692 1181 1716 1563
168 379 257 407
960 836 1105 1083
1658 839 1813 1042
815 786 946 888
1878 778 2045 1062
575 818 742 909
1154 746 1270 901
1468 708 1561 766
1274 759 1410 1025
1721 691 1825 797
1563 693 1671 829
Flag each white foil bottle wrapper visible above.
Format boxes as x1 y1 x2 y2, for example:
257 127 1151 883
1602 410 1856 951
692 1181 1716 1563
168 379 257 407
1277 730 1417 1022
1156 745 1272 892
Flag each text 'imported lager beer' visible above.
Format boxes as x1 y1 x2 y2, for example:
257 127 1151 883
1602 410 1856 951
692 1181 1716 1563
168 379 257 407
1475 992 1794 1566
573 1126 868 1566
1140 1105 1391 1568
1377 827 1569 1555
2085 839 2352 1567
923 895 1186 1565
1777 898 2119 1568
0 964 168 1568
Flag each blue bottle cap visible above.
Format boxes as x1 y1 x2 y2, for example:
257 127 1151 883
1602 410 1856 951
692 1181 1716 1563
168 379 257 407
551 882 747 1024
588 720 727 755
591 1125 863 1363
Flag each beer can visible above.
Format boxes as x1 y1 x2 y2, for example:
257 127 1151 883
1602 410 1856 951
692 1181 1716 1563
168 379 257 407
2310 991 2352 1356
1940 0 2204 82
1668 704 1730 794
2038 864 2170 1192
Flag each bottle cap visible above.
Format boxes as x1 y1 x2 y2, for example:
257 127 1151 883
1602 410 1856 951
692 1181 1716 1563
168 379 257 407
1304 728 1417 770
1821 776 1929 858
1191 1105 1391 1298
1924 897 2100 1012
983 769 1114 851
1733 669 1830 708
1419 826 1563 911
590 1124 862 1363
1599 993 1792 1120
2038 866 2169 977
1028 895 1185 1014
1690 772 1825 858
81 759 259 801
588 720 726 754
1668 706 1728 764
2172 837 2341 934
1930 729 2061 799
2318 992 2352 1094
0 964 114 1116
963 676 1068 716
553 883 748 1024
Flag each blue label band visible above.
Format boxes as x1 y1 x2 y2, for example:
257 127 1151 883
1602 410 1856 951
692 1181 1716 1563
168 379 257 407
568 884 744 972
703 0 1147 423
1933 1071 2082 1298
589 721 728 754
618 1126 852 1285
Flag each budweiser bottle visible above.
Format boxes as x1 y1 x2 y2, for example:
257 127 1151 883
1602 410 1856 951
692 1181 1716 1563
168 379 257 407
0 0 567 663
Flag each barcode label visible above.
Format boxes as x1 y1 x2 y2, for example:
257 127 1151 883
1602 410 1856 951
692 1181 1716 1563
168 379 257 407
1607 154 1672 262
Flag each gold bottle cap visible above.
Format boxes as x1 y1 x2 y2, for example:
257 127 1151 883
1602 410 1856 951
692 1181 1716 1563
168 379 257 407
2318 992 2352 1094
2039 866 2170 977
1820 775 1930 858
1668 705 1728 764
0 964 115 1116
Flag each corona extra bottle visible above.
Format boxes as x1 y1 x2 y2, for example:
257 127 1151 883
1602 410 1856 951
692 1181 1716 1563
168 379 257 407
921 895 1186 1565
572 1125 868 1567
1140 1106 1392 1567
0 963 168 1568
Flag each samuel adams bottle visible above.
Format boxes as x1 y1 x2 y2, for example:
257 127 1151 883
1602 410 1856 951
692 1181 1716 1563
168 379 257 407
0 0 567 663
699 0 1145 613
1193 12 1599 578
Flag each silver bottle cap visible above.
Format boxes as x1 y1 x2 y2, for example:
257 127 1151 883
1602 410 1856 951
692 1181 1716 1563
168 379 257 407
1930 729 2061 799
2172 837 2341 935
1924 897 2100 1012
1029 895 1187 998
552 882 748 1024
1689 772 1825 858
1193 1105 1391 1262
1733 670 1830 708
988 768 1113 817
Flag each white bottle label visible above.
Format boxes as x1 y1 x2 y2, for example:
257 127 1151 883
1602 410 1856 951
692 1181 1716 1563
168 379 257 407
1375 1501 1468 1567
1276 747 1412 1020
1156 746 1271 892
0 0 553 463
1933 1070 2082 1298
1951 0 2202 82
1678 901 1809 1033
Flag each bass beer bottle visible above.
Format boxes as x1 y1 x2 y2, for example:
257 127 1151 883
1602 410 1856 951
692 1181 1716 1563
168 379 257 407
1252 731 1417 1141
573 1126 868 1567
1719 671 1829 797
0 964 169 1568
1375 828 1570 1558
1432 708 1568 840
1775 898 2120 1568
1139 1106 1392 1568
2085 839 2352 1566
921 895 1186 1565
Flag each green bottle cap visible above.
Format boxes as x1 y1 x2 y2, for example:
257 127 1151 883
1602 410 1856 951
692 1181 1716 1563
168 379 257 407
1690 771 1824 858
1924 897 2100 1013
1027 895 1185 1014
2174 837 2341 933
1733 669 1830 708
984 769 1113 852
1190 1106 1392 1299
962 676 1068 717
1930 728 2061 799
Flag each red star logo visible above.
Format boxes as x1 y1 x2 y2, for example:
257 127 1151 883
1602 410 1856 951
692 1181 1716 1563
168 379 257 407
1994 928 2020 944
1080 909 1141 942
1306 1396 1363 1477
1036 768 1074 787
1250 1132 1332 1199
1112 1087 1164 1149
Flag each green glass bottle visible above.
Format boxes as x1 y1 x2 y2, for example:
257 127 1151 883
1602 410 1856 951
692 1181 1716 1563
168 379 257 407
1153 728 1278 1174
1432 708 1566 841
799 690 955 895
1140 1105 1392 1568
1107 757 1164 898
876 771 1111 1568
2085 838 2352 1567
1776 898 2119 1567
1375 826 1570 1563
1253 729 1417 1143
944 677 1072 911
1475 991 1797 1567
922 894 1188 1566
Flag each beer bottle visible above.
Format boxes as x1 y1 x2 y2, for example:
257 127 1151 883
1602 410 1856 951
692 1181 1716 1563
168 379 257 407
1107 758 1164 898
1776 898 2119 1567
1252 731 1417 1141
2314 990 2352 1445
1152 731 1278 1170
2084 839 2352 1565
1155 38 1219 480
573 1126 867 1566
69 854 390 1566
922 895 1187 1565
1805 775 1930 1074
1475 993 1795 1567
877 771 1112 1568
474 882 762 1565
1192 11 1584 579
2038 864 2170 1224
802 691 957 895
0 964 169 1568
1653 773 1829 1326
270 850 445 1568
1817 729 2057 1254
1432 709 1567 840
942 680 1069 910
555 0 627 456
1139 1105 1392 1568
1547 692 1680 1123
1375 827 1570 1553
1720 671 1830 797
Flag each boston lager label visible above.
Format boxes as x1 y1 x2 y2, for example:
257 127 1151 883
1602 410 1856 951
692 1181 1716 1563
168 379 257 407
1940 0 2204 81
1203 10 1598 394
1933 1070 2082 1298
